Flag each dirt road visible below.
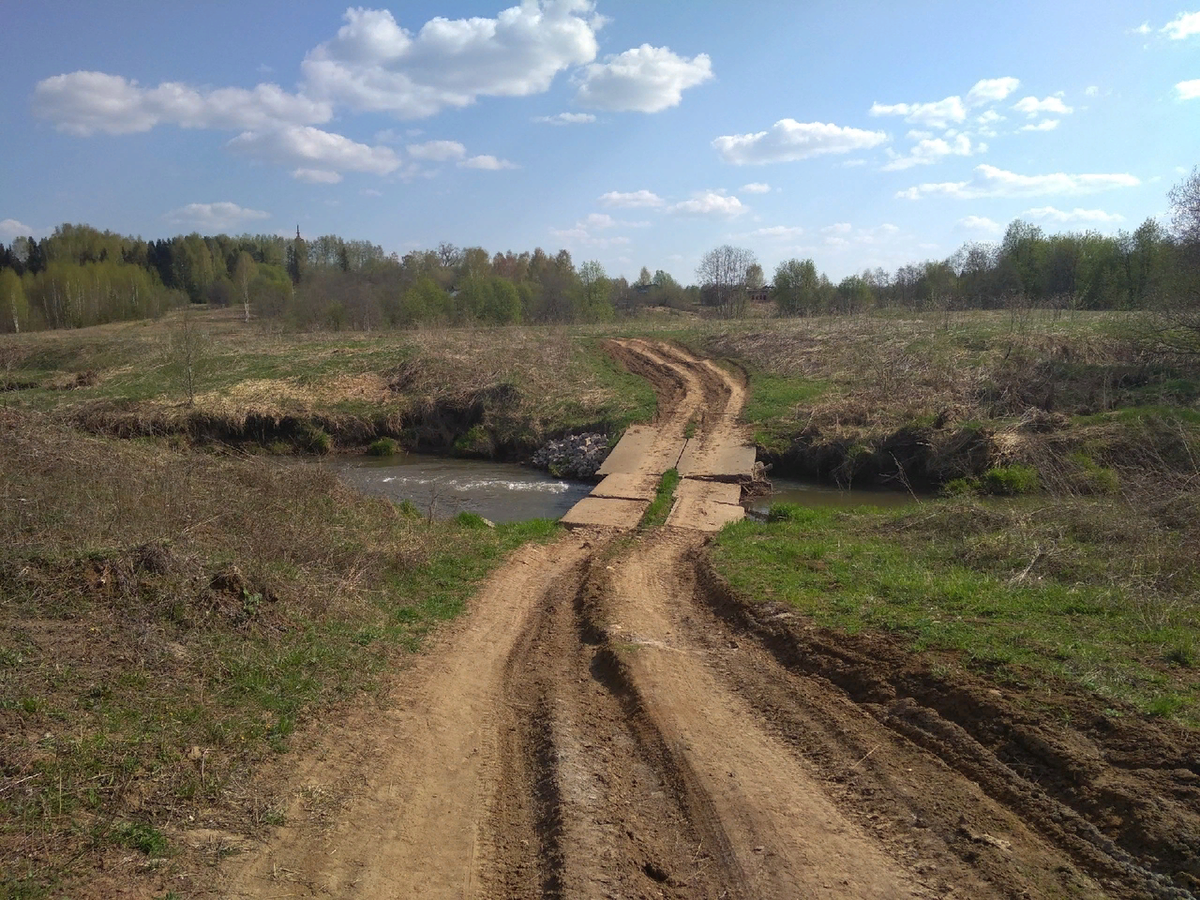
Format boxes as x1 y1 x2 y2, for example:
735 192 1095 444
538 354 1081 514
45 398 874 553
218 341 1197 899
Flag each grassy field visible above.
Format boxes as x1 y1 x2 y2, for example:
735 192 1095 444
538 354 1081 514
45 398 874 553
2 304 1198 892
0 412 557 896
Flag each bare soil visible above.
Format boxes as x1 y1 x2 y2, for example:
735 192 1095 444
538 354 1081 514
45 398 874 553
213 341 1199 899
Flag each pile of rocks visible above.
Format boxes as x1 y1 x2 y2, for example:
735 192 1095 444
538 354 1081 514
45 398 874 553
532 432 609 479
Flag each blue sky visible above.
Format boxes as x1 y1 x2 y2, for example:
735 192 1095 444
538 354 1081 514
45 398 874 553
1 1 1196 283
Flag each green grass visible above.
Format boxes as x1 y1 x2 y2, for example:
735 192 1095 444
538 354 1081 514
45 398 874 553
741 374 828 452
640 469 680 529
710 500 1200 724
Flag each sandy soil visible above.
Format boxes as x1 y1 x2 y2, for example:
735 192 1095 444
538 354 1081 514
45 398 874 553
213 341 1200 900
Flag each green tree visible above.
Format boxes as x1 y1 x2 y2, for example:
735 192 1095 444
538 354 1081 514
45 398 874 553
697 245 756 318
286 228 308 285
773 258 827 316
0 268 28 333
233 251 257 323
578 260 614 321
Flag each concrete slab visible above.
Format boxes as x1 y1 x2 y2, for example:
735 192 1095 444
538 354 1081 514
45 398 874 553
560 497 649 530
666 478 745 532
596 426 685 476
677 442 757 480
591 473 660 502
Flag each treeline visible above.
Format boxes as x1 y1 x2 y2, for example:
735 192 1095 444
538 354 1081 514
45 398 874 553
771 217 1195 316
0 224 663 333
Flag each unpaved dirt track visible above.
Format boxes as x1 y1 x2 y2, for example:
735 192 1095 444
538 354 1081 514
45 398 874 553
218 341 1199 899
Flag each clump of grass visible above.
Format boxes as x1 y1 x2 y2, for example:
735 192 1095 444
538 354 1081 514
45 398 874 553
367 437 399 457
640 468 680 529
945 464 1041 497
299 423 332 454
111 820 169 857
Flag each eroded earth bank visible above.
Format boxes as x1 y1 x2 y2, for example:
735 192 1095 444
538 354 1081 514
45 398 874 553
217 341 1199 900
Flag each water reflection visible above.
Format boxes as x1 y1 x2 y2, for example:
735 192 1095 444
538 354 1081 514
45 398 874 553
744 477 922 516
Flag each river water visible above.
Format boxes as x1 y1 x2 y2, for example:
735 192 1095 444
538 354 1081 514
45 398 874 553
331 454 920 522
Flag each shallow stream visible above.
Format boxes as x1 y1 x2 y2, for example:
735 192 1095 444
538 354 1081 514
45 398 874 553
331 454 921 522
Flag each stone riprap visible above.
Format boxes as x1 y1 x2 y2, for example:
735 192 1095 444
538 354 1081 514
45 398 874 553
531 432 610 479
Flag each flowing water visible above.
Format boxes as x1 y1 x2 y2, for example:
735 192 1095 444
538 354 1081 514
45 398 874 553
332 454 921 522
329 454 593 523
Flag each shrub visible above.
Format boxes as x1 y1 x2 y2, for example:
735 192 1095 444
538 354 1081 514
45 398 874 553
980 464 1040 496
368 437 399 457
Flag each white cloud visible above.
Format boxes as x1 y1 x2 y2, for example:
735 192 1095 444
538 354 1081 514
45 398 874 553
1162 11 1200 39
407 139 466 161
882 133 981 170
163 202 270 232
749 225 803 239
1019 119 1060 132
582 213 615 228
713 119 887 165
1085 85 1100 97
869 95 966 128
533 112 596 124
300 3 600 119
362 188 384 197
32 71 331 136
976 109 1005 136
0 219 35 241
1024 206 1125 224
598 189 664 208
549 214 632 247
293 167 343 183
227 125 400 175
459 154 518 170
1177 79 1200 100
668 191 745 216
1132 21 1152 35
1013 95 1073 116
957 215 1003 234
897 164 1140 200
822 222 852 235
966 77 1020 105
741 182 771 193
575 44 712 112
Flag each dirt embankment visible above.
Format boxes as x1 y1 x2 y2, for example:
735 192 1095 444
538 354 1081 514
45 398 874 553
214 341 1199 900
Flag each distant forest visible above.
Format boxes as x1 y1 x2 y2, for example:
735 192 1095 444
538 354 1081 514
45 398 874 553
1 169 1196 334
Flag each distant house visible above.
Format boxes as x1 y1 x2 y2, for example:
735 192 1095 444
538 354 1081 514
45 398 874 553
747 286 771 304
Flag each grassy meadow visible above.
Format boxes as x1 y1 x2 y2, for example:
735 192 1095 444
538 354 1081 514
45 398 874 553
2 302 1199 893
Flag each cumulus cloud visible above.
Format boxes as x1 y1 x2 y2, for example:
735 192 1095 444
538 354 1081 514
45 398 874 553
549 213 632 247
869 95 966 129
459 154 517 170
1024 206 1125 224
1085 85 1101 97
741 182 771 194
227 125 400 175
533 112 596 124
668 191 745 216
882 133 982 170
407 139 466 161
1013 95 1072 116
1019 119 1060 132
32 71 331 136
301 3 600 119
575 44 712 112
966 77 1020 105
163 202 270 231
713 119 887 165
0 219 36 241
897 164 1140 200
1162 11 1200 39
822 222 852 235
957 215 1003 234
293 168 343 183
1177 79 1200 100
598 189 664 208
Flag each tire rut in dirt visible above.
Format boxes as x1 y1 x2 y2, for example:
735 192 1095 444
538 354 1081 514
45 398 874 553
690 553 1200 900
484 544 745 898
